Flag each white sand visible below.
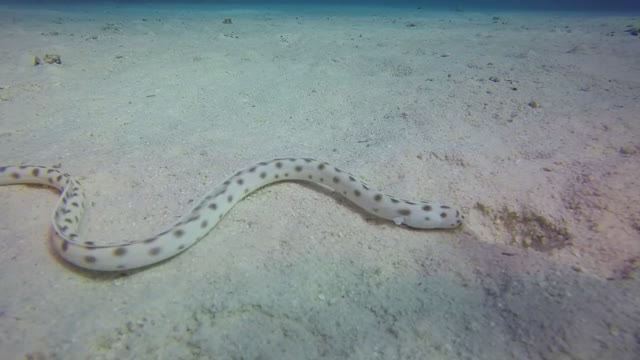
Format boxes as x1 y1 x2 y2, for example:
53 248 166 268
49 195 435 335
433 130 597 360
1 3 639 359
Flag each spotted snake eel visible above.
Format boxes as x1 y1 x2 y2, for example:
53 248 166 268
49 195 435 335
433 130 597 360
0 158 462 271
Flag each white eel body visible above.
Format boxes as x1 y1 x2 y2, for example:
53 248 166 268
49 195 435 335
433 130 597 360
0 158 462 271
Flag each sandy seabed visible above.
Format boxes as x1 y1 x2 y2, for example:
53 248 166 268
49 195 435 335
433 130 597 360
0 3 639 359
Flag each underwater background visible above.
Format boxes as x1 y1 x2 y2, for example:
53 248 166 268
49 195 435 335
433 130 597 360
2 0 640 10
1 0 639 359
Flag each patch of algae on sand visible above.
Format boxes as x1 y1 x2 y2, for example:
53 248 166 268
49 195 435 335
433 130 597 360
475 202 573 252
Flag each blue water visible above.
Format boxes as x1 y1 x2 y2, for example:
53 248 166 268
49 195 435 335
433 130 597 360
2 0 640 11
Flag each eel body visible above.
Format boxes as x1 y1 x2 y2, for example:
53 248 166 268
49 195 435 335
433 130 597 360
0 158 462 271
